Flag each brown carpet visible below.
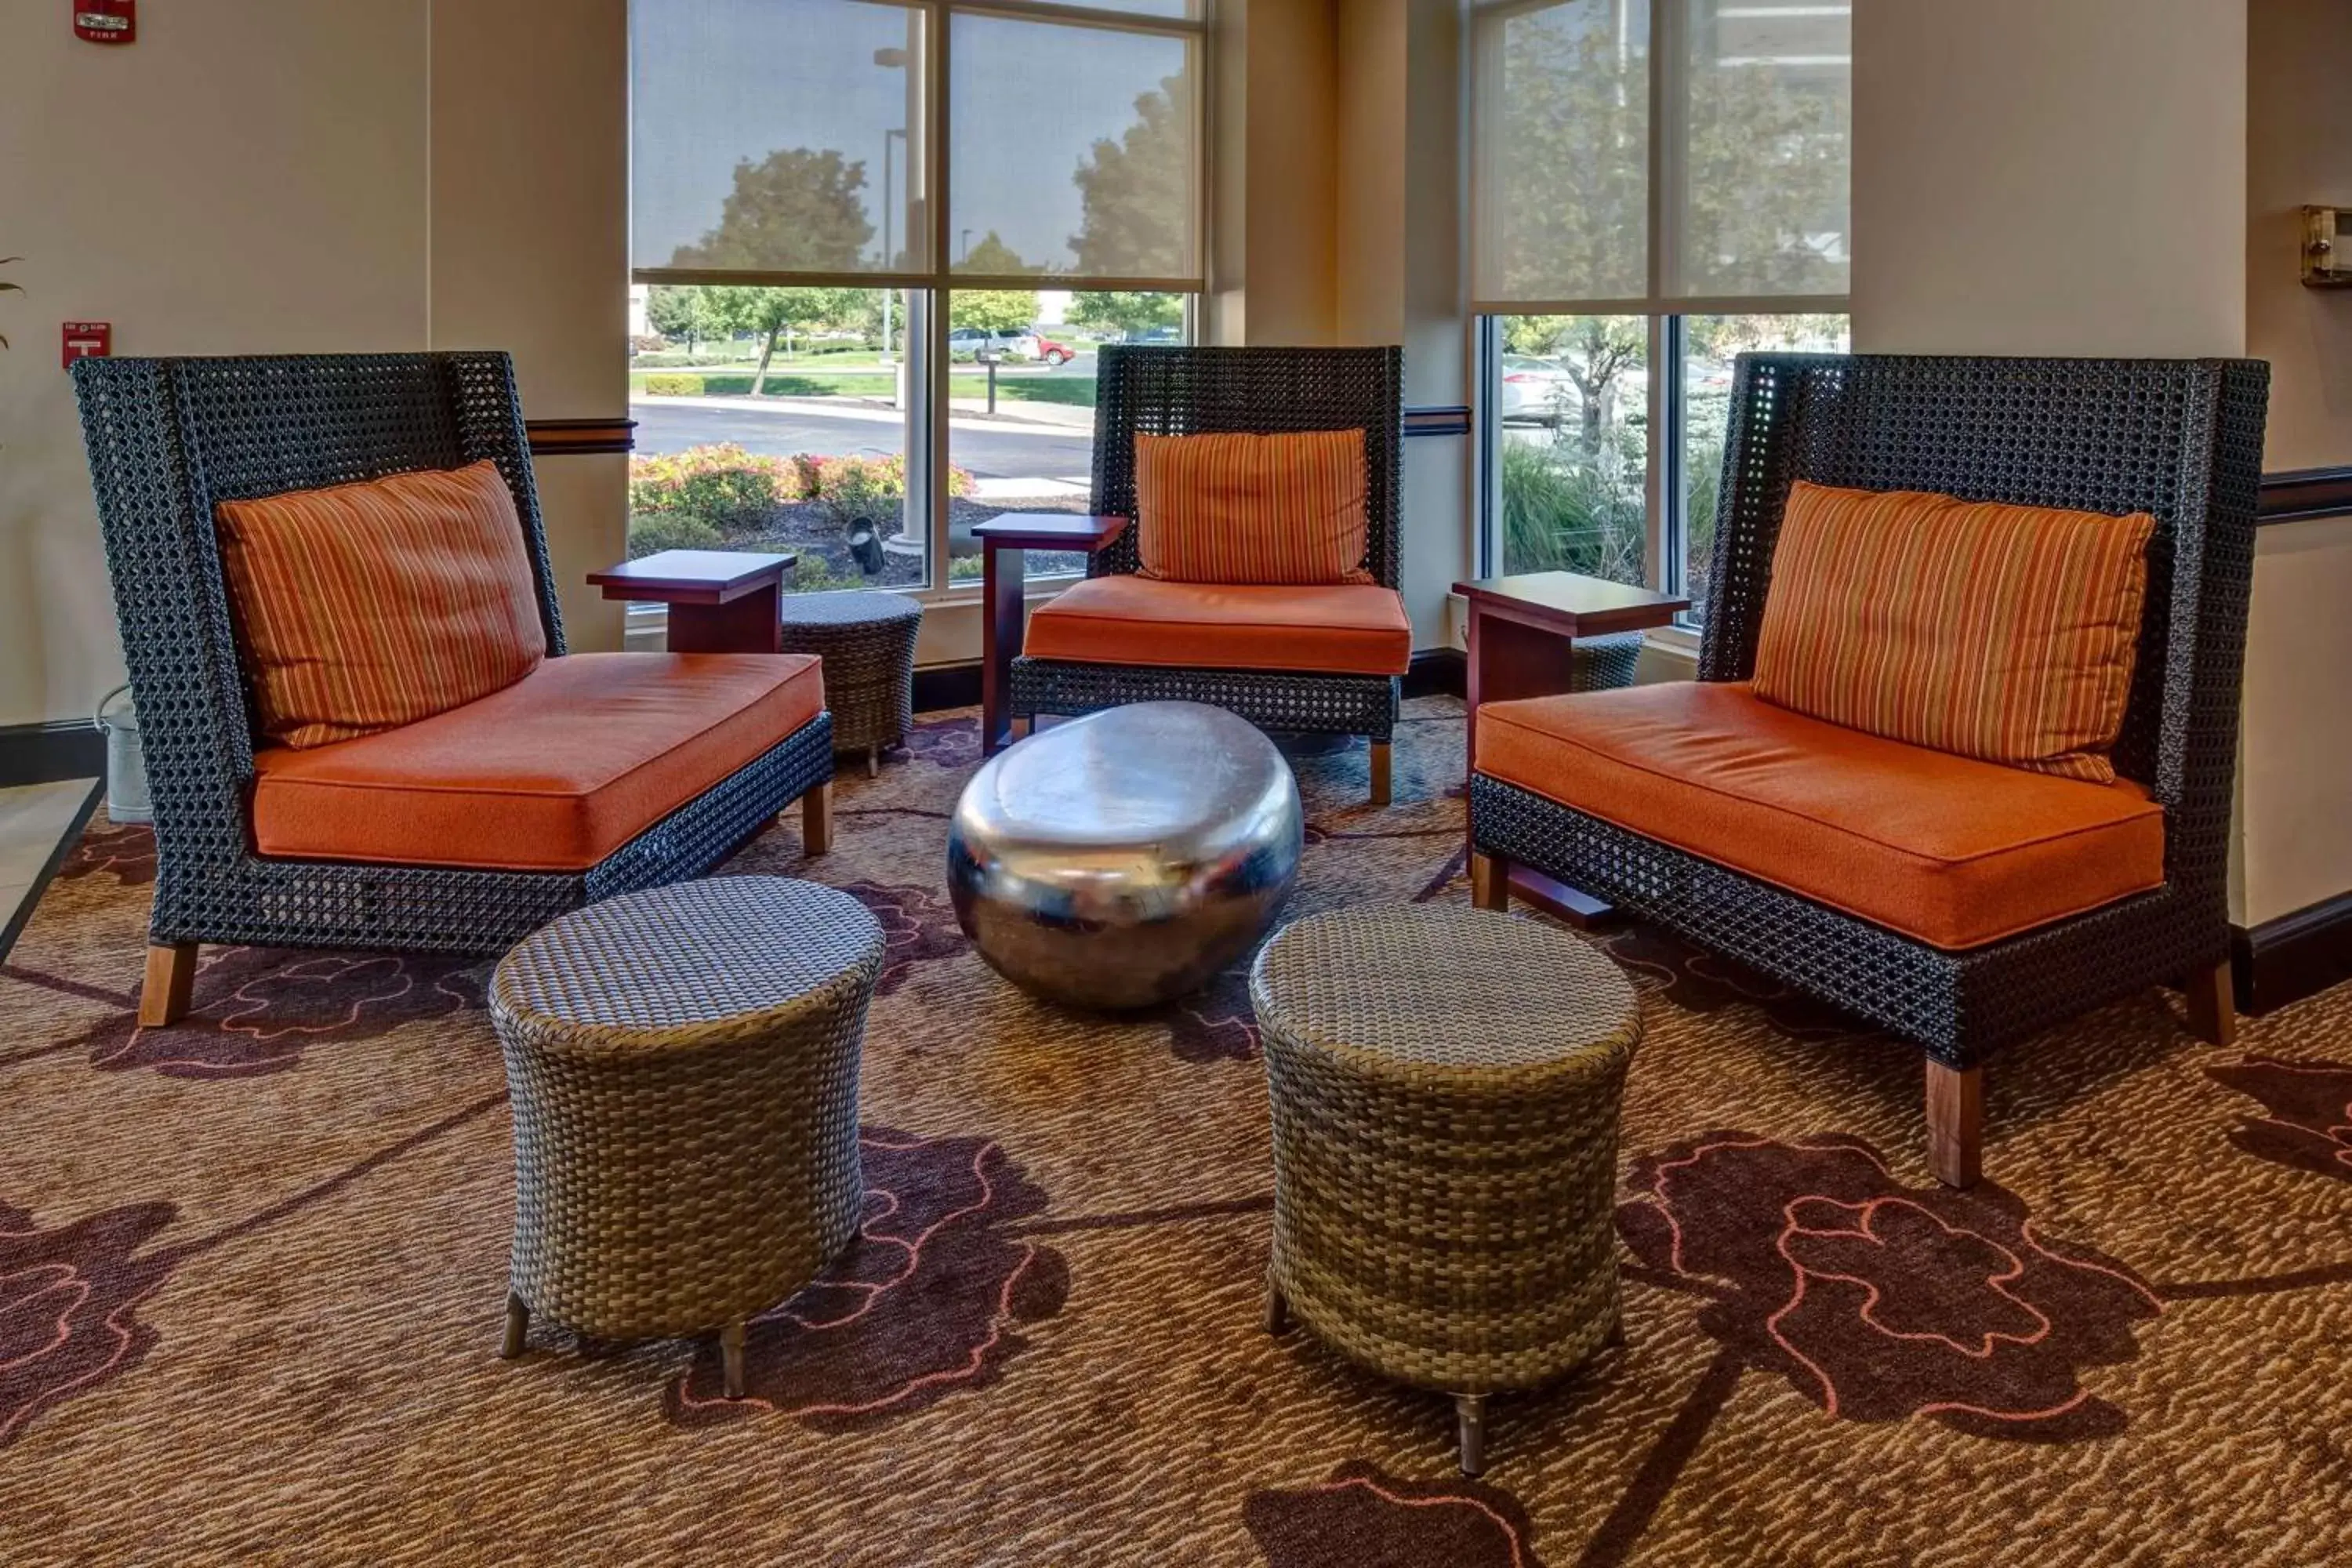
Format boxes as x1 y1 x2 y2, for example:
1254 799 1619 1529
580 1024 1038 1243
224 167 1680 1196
3 699 2349 1566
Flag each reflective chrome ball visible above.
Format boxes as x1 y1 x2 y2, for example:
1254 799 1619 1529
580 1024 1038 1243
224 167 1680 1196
947 702 1305 1011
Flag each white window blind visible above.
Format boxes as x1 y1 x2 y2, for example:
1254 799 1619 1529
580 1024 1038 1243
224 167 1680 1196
633 0 1203 292
632 0 931 283
949 13 1200 286
1471 0 1849 312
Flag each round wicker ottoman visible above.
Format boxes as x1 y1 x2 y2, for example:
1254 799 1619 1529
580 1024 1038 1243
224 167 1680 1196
1250 904 1641 1475
1570 630 1644 690
778 590 924 776
490 876 885 1397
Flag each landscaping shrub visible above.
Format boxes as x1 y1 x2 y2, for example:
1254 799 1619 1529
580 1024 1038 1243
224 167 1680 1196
628 443 802 535
626 442 982 556
802 454 976 534
626 509 722 559
789 555 866 593
641 373 705 396
1498 435 1646 585
811 454 909 532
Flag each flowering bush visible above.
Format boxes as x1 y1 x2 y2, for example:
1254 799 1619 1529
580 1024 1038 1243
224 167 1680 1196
626 509 723 560
627 443 978 547
628 444 802 532
808 454 975 534
811 454 908 531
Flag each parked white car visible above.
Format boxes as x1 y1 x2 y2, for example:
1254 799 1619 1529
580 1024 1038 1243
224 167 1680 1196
1497 355 1576 424
948 327 1049 361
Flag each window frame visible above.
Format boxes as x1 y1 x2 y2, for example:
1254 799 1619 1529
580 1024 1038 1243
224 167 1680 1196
628 0 1213 607
1467 0 1849 614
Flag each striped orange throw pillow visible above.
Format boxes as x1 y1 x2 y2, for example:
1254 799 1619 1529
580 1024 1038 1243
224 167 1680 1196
1751 481 2154 783
1134 430 1373 586
215 460 547 749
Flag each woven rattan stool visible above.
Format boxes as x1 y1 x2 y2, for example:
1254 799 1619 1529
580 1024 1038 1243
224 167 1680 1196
1570 630 1644 691
779 590 924 778
491 876 885 1397
1250 904 1641 1475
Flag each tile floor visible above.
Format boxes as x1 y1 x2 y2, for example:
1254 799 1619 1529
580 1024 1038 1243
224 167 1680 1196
0 779 101 956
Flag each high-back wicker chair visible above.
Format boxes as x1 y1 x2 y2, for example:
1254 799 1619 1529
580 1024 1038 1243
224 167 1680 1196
72 352 834 1023
1470 354 2269 1182
1006 345 1409 800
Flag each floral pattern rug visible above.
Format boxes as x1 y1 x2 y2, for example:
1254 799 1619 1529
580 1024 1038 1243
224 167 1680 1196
2 700 2348 1566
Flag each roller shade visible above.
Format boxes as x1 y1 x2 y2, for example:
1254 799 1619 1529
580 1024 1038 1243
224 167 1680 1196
1472 0 1849 313
632 0 931 284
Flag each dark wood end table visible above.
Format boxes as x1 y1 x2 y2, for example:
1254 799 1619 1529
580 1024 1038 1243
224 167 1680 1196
1453 571 1690 925
972 514 1129 755
586 550 797 654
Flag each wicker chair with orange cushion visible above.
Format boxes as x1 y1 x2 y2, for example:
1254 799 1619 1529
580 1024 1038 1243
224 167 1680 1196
1469 354 2269 1186
1007 347 1413 804
72 352 836 1026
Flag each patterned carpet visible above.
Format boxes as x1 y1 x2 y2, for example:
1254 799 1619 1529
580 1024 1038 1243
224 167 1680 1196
3 699 2349 1566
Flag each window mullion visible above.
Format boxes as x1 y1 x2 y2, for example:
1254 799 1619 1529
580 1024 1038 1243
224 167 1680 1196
927 0 953 591
1647 0 1682 596
1661 313 1688 597
1644 314 1668 592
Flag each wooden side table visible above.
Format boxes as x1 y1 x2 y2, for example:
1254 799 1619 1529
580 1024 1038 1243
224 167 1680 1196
586 550 797 653
971 513 1129 755
1453 571 1689 924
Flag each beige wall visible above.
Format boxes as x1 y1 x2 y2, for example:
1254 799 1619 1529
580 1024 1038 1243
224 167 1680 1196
1207 0 1340 348
429 1 631 653
1853 0 2247 358
2242 0 2352 926
1331 0 1472 648
1207 0 1471 650
2240 516 2352 922
2249 0 2352 473
0 1 630 732
0 2 431 731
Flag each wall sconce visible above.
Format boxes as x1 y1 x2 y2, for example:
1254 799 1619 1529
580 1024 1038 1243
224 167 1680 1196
2303 206 2352 288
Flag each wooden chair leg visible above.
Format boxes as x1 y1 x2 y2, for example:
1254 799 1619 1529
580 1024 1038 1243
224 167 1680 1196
720 1320 747 1400
2183 956 2237 1047
1262 1274 1290 1336
139 942 198 1027
1925 1059 1983 1188
800 781 833 857
1470 851 1510 912
1368 740 1393 806
499 1292 530 1359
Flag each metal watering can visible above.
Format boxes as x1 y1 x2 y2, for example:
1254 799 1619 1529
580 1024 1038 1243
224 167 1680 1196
93 684 151 825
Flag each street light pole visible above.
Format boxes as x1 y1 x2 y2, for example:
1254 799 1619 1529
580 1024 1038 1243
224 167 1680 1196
874 43 912 410
880 128 906 358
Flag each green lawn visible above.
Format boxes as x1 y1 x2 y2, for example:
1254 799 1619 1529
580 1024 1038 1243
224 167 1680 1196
631 368 1096 408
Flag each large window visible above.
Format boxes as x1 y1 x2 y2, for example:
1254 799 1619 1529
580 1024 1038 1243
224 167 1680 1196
1472 0 1849 619
628 0 1204 594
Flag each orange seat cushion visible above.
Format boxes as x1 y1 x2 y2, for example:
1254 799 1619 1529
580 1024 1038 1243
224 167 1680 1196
251 652 824 873
1023 576 1412 677
1752 481 2154 783
1476 681 2165 950
215 460 548 749
1134 430 1374 586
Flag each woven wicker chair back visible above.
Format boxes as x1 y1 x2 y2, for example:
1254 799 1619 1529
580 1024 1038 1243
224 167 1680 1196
1697 354 2268 895
73 352 561 806
1088 345 1406 589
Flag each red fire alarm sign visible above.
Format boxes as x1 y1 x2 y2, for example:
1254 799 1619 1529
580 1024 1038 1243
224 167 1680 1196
63 321 111 368
74 2 136 44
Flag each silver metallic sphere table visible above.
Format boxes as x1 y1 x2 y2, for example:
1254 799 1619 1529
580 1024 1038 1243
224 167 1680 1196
947 702 1304 1010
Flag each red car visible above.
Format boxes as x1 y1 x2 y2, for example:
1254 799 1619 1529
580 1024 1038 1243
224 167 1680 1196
1034 333 1077 366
